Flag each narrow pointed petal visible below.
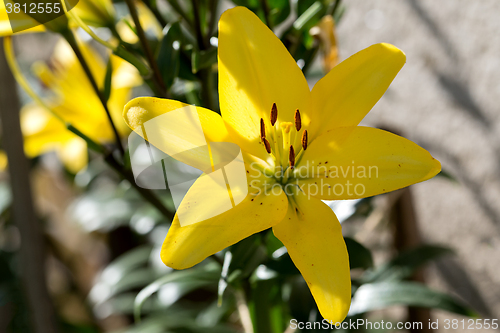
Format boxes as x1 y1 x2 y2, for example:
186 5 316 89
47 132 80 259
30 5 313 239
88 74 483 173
309 43 406 140
295 127 441 200
218 7 311 159
161 178 288 269
273 191 351 323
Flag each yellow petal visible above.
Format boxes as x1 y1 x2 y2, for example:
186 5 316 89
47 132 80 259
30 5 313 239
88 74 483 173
295 126 441 200
161 177 288 269
32 39 139 143
0 151 8 171
218 7 311 160
72 0 115 28
21 105 75 158
308 43 406 140
58 137 88 173
116 1 162 43
273 191 351 323
124 97 231 171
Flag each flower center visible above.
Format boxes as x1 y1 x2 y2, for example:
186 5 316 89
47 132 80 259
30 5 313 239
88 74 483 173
259 103 308 186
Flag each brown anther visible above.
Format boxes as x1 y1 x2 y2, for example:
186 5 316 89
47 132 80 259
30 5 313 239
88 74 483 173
294 109 302 131
270 103 278 126
263 138 272 154
289 145 295 169
260 118 266 140
301 130 308 150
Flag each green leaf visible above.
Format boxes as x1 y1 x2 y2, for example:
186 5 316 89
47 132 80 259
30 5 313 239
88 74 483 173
134 263 220 322
228 234 267 279
344 237 373 270
102 57 113 102
363 245 453 283
437 169 459 182
191 47 217 74
157 22 182 89
349 281 478 317
218 251 232 305
249 278 286 333
294 0 324 31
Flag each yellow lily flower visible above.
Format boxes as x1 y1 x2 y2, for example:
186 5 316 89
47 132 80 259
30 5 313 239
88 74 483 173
22 38 140 173
123 7 440 323
0 0 115 36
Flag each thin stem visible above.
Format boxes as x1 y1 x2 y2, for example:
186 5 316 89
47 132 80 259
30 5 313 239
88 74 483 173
260 0 274 30
206 0 219 45
191 0 216 110
124 0 166 95
61 0 114 50
191 0 207 50
104 154 174 220
145 0 167 27
62 30 126 157
234 288 254 333
328 0 342 16
167 0 193 27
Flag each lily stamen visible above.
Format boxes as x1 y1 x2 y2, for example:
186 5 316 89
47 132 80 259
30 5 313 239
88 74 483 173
263 137 272 154
294 109 301 131
260 118 266 140
270 102 278 126
289 145 295 169
301 129 308 150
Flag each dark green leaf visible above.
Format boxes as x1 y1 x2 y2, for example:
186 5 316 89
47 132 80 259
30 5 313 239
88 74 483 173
437 169 459 182
134 263 220 322
249 278 286 333
191 47 217 74
344 237 373 270
157 22 182 89
349 281 478 317
102 57 113 102
363 245 453 283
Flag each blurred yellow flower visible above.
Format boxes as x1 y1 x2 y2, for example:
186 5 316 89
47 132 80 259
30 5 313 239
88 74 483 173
310 15 339 72
123 7 441 323
21 38 141 172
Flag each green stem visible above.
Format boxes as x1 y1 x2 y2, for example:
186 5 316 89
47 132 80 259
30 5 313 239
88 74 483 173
234 288 254 333
62 30 126 157
104 154 174 220
206 0 219 45
145 0 168 27
191 0 207 50
260 0 273 30
167 0 193 27
124 0 166 96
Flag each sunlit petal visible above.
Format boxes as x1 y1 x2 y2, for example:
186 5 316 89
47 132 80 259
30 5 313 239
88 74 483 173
218 7 311 159
273 191 351 323
295 126 441 200
161 178 288 269
309 43 405 140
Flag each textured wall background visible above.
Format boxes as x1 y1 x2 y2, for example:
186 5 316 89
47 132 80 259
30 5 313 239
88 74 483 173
335 0 500 328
